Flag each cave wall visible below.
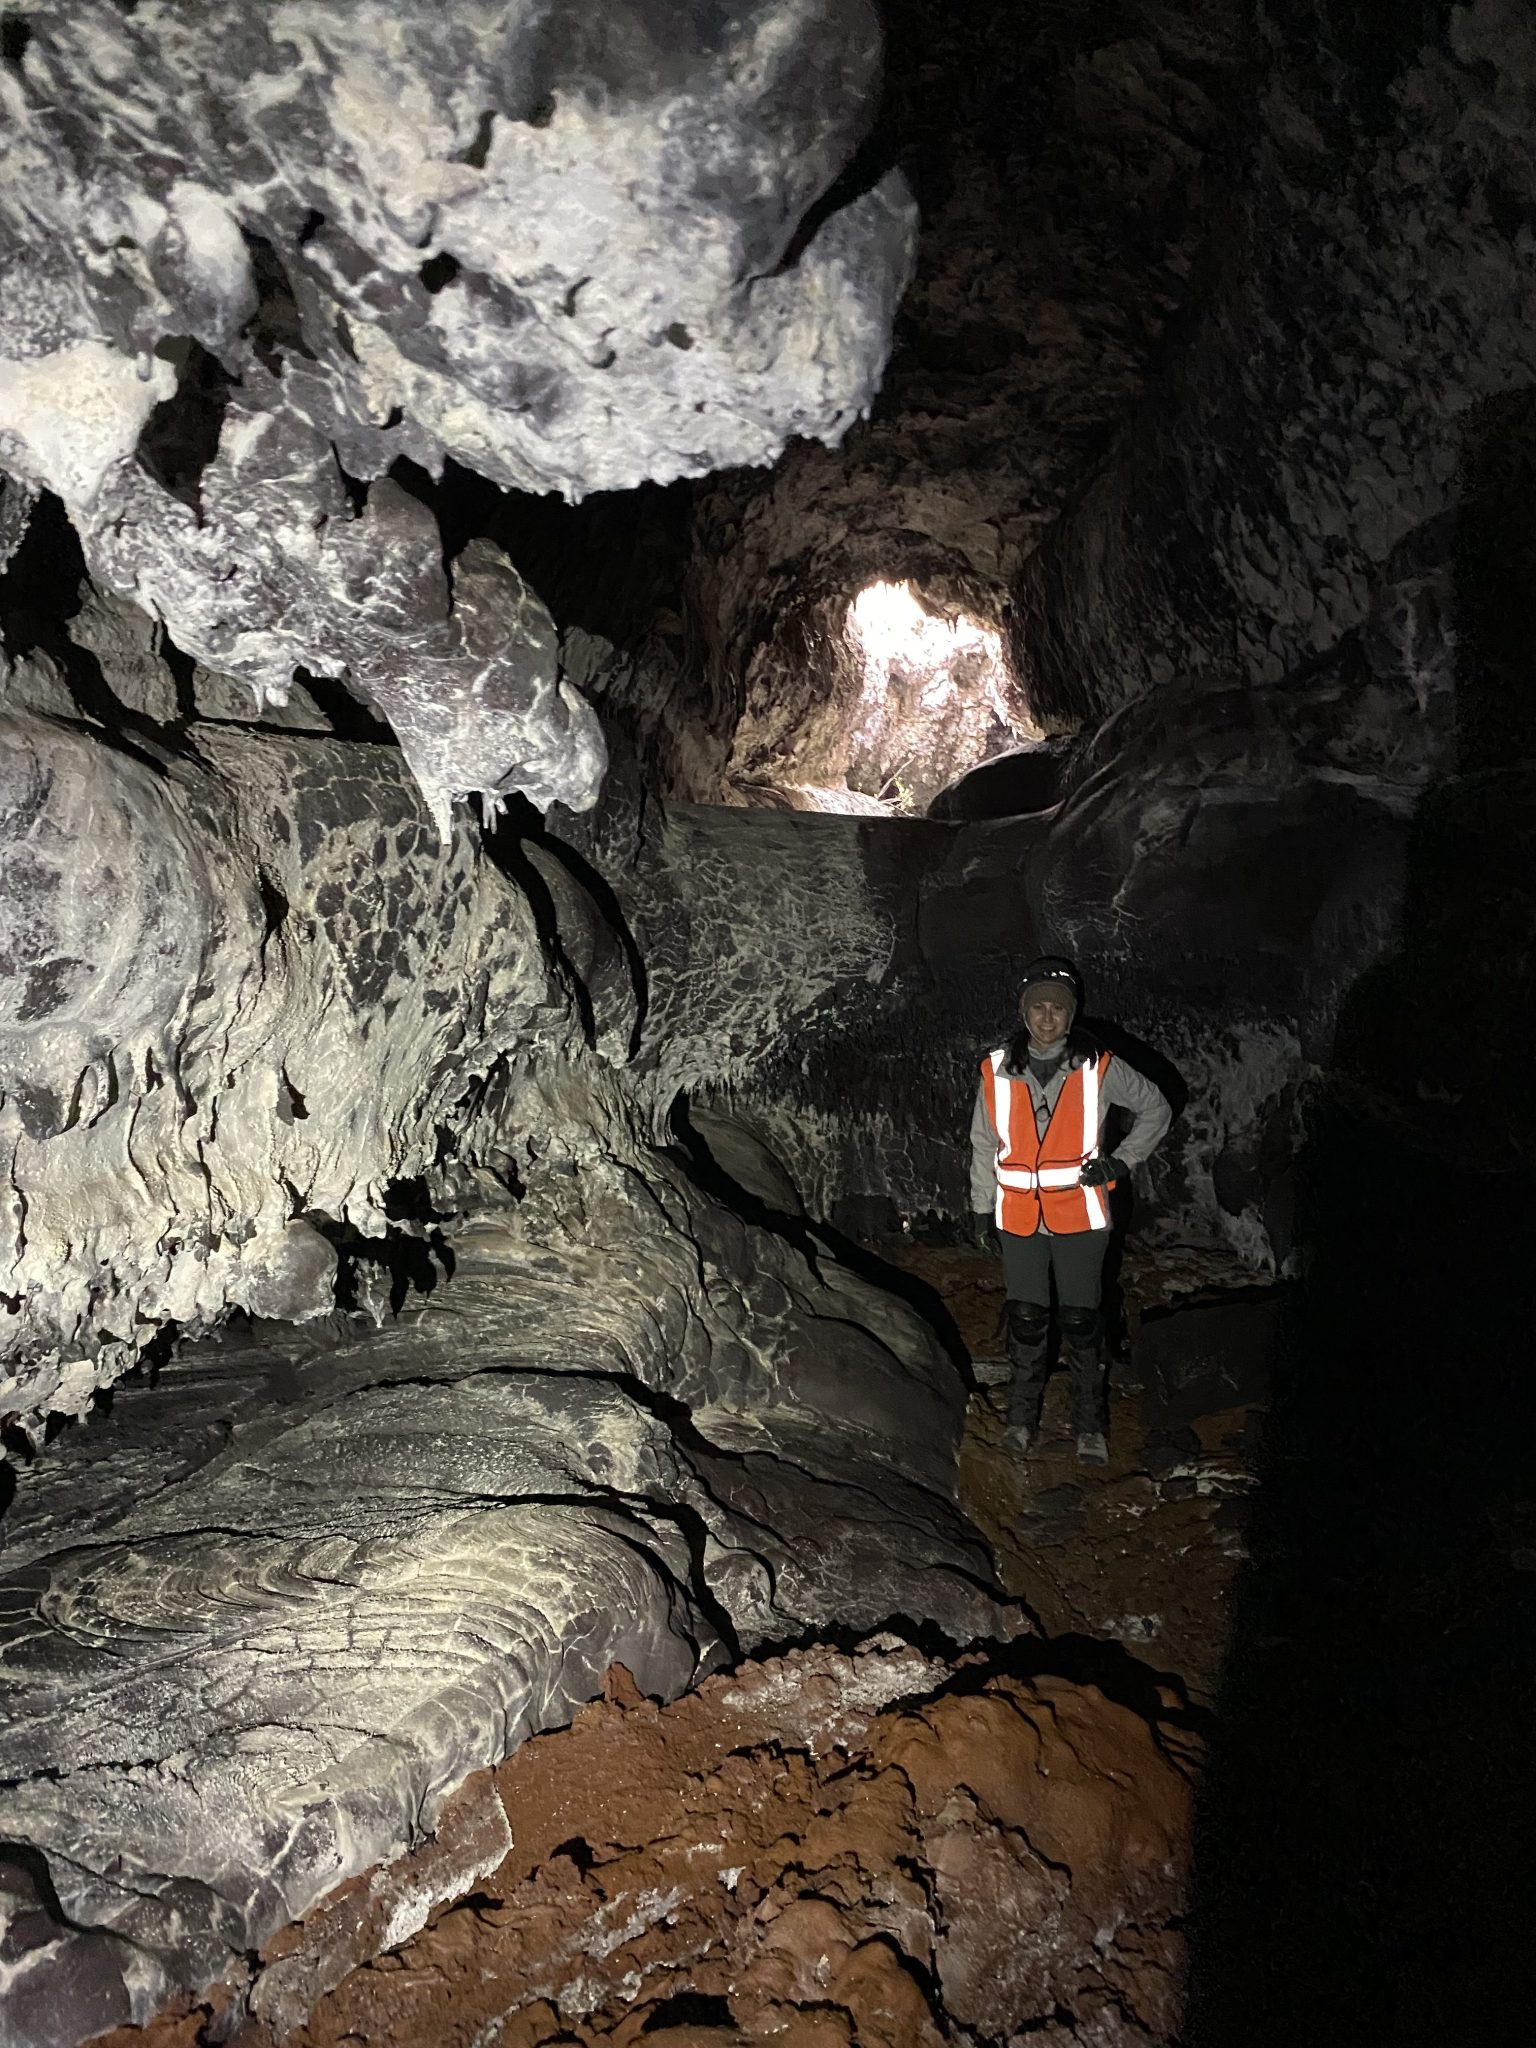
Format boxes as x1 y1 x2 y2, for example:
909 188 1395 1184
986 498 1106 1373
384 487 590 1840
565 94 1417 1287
544 0 1533 1257
0 690 582 1436
1011 0 1536 728
0 0 932 1430
5 2 1524 1391
676 0 1244 797
0 607 1028 2042
2 6 1534 2040
630 0 1535 815
586 605 1427 1275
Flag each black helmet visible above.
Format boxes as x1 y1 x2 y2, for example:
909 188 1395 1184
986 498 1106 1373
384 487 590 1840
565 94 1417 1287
1018 954 1083 1013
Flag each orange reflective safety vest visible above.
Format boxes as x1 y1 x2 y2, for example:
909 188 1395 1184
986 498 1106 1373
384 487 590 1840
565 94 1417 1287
979 1047 1118 1237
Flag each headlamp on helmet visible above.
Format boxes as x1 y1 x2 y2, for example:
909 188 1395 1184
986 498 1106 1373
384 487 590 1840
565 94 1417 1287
1018 954 1083 1014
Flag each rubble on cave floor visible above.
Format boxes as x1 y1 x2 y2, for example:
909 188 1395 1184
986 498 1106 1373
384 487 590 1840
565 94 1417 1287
0 1183 1011 2048
87 1638 1197 2048
71 1235 1256 2048
882 1238 1272 1705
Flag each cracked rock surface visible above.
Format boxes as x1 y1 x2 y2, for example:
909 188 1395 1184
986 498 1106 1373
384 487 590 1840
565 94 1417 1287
0 0 911 821
0 1161 1007 2048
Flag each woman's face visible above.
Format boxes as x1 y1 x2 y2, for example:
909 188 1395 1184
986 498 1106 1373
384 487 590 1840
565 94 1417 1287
1022 992 1071 1045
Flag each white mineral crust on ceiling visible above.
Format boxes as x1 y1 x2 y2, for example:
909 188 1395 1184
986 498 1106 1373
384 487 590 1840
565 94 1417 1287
0 0 915 826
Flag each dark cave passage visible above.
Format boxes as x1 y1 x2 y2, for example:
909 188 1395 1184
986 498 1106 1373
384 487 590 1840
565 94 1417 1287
3 1 1536 2045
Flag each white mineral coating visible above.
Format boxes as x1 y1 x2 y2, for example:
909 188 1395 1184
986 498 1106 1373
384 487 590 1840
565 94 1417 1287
78 445 598 837
0 0 914 821
0 469 36 566
0 340 175 505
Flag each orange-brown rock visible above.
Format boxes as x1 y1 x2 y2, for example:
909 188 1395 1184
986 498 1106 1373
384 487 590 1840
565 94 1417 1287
81 1637 1195 2048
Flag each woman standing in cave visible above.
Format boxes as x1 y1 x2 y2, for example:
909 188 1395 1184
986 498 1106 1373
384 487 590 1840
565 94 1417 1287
970 956 1171 1465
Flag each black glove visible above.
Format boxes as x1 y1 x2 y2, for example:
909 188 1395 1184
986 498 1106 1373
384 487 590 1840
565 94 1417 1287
1079 1153 1126 1188
971 1211 1000 1254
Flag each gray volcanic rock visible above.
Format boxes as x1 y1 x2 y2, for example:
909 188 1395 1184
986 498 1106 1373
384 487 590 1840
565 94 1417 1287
0 0 914 823
1010 3 1536 728
0 1159 1005 2047
589 614 1435 1270
0 621 1009 2047
621 801 899 1108
0 470 34 568
0 706 580 1435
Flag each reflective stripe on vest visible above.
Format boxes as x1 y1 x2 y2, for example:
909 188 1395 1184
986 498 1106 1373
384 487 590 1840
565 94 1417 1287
983 1047 1113 1235
1080 1055 1108 1229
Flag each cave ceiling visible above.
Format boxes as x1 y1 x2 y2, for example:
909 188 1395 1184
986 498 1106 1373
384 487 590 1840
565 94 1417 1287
3 2 1536 2043
0 0 915 826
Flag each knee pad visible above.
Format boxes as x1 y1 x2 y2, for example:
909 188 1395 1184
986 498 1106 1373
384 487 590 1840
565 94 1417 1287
1059 1306 1103 1347
1006 1300 1050 1345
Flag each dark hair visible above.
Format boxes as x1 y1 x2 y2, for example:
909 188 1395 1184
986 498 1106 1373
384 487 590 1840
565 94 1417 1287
1002 1022 1100 1076
1004 1027 1033 1074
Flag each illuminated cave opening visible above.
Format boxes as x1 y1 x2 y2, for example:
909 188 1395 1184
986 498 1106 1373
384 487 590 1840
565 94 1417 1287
843 578 1036 814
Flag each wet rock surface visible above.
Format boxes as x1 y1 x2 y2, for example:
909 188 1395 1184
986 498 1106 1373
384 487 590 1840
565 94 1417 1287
83 1639 1197 2048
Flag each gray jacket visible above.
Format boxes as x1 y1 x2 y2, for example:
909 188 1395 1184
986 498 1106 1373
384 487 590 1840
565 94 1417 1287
969 1044 1172 1217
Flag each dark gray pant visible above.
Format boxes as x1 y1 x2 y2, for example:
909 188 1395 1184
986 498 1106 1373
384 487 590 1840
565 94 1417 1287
1001 1229 1109 1434
1000 1228 1109 1310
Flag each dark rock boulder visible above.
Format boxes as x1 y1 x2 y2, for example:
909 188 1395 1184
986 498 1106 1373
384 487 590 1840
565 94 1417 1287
927 738 1075 821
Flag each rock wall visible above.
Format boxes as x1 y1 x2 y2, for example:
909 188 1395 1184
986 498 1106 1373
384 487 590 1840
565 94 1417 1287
3 8 1531 2047
679 0 1243 796
588 610 1433 1272
1011 0 1536 727
0 694 586 1436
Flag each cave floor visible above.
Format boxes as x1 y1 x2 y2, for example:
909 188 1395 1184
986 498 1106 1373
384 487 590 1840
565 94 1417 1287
72 1141 1536 2048
875 1239 1269 1706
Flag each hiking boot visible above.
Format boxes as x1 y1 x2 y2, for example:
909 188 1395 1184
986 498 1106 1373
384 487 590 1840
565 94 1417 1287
1076 1429 1109 1466
1001 1420 1033 1457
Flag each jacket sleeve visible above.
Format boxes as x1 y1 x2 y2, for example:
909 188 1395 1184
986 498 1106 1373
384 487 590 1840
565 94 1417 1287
969 1076 997 1212
1104 1055 1172 1170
